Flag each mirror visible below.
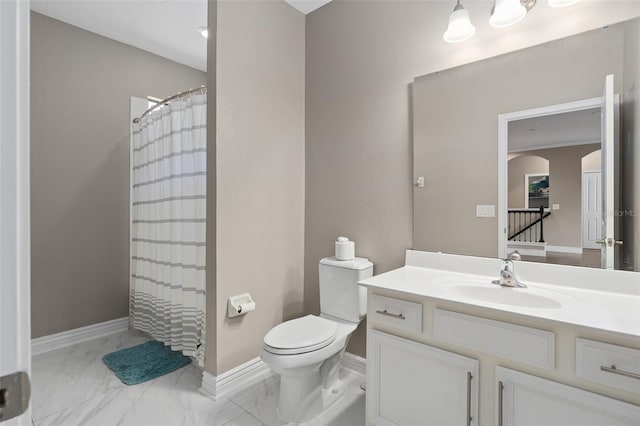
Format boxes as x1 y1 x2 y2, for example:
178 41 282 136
413 17 639 272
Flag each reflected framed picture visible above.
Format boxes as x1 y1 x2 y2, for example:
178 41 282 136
525 174 549 209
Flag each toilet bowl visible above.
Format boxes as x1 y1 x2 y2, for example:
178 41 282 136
260 314 357 423
260 256 373 424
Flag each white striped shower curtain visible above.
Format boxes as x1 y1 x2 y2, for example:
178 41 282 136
130 94 206 366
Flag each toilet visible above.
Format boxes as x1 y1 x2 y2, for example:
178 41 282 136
260 257 373 423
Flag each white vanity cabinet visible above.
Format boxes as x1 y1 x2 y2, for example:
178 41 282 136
361 250 640 426
496 367 640 426
365 294 640 426
368 330 479 426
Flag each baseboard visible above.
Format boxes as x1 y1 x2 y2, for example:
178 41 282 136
199 357 275 401
341 351 366 377
199 351 368 401
32 317 129 356
547 245 583 254
507 242 547 257
514 248 547 257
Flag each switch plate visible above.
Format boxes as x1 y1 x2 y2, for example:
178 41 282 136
476 205 496 218
552 204 560 210
415 176 425 188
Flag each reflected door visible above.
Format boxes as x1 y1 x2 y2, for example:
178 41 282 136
582 172 602 250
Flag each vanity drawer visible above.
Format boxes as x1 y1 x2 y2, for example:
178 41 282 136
434 309 555 369
370 294 422 332
576 338 640 395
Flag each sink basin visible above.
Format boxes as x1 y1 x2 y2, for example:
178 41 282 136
430 276 564 309
450 285 562 309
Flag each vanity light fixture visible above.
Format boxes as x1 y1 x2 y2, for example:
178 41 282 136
489 0 527 28
444 0 579 43
443 0 476 43
197 26 209 39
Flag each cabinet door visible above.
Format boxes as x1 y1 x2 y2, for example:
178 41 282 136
369 330 479 426
496 367 640 426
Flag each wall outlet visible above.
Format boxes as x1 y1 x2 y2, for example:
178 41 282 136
476 205 496 218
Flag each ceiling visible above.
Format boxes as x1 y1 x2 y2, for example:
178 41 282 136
30 1 637 76
285 0 332 14
30 0 334 73
508 108 601 152
31 0 208 72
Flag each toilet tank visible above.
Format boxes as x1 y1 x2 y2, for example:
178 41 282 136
319 257 373 323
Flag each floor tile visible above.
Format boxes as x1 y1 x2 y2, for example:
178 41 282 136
34 367 243 426
31 329 366 426
229 369 365 426
228 375 284 425
222 411 266 426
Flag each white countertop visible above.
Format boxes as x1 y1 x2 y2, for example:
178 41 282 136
359 251 640 338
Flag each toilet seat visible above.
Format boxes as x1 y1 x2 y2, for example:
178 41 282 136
264 315 338 355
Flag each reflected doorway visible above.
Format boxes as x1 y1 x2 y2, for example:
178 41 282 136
498 91 619 269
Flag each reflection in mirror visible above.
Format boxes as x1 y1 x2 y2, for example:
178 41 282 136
413 17 639 272
505 104 605 269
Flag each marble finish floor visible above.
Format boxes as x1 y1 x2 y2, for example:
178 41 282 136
31 330 365 426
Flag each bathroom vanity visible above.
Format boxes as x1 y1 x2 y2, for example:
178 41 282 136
359 250 640 426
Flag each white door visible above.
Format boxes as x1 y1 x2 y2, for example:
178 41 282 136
496 367 640 425
368 330 479 426
582 172 602 250
599 74 619 269
0 0 31 424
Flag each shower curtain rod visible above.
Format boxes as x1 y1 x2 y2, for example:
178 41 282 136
132 85 207 124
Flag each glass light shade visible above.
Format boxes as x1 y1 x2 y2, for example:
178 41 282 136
489 0 527 28
548 0 580 7
443 6 476 43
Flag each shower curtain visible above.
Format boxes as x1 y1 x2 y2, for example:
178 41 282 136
130 93 206 366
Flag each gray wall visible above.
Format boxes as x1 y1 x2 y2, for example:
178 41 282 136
30 12 206 337
508 155 549 210
508 145 600 248
205 0 218 374
583 149 602 172
212 0 305 374
413 26 625 258
306 2 639 357
622 19 639 271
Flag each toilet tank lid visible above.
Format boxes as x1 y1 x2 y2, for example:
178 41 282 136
320 257 373 270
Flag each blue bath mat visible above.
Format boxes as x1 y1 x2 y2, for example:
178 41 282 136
103 340 191 385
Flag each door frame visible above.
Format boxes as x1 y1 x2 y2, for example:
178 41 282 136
0 0 31 424
497 96 603 258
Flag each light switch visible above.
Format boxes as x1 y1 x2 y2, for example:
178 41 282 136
476 205 496 218
552 204 560 210
415 177 425 188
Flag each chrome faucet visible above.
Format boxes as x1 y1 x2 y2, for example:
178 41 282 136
492 254 526 288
